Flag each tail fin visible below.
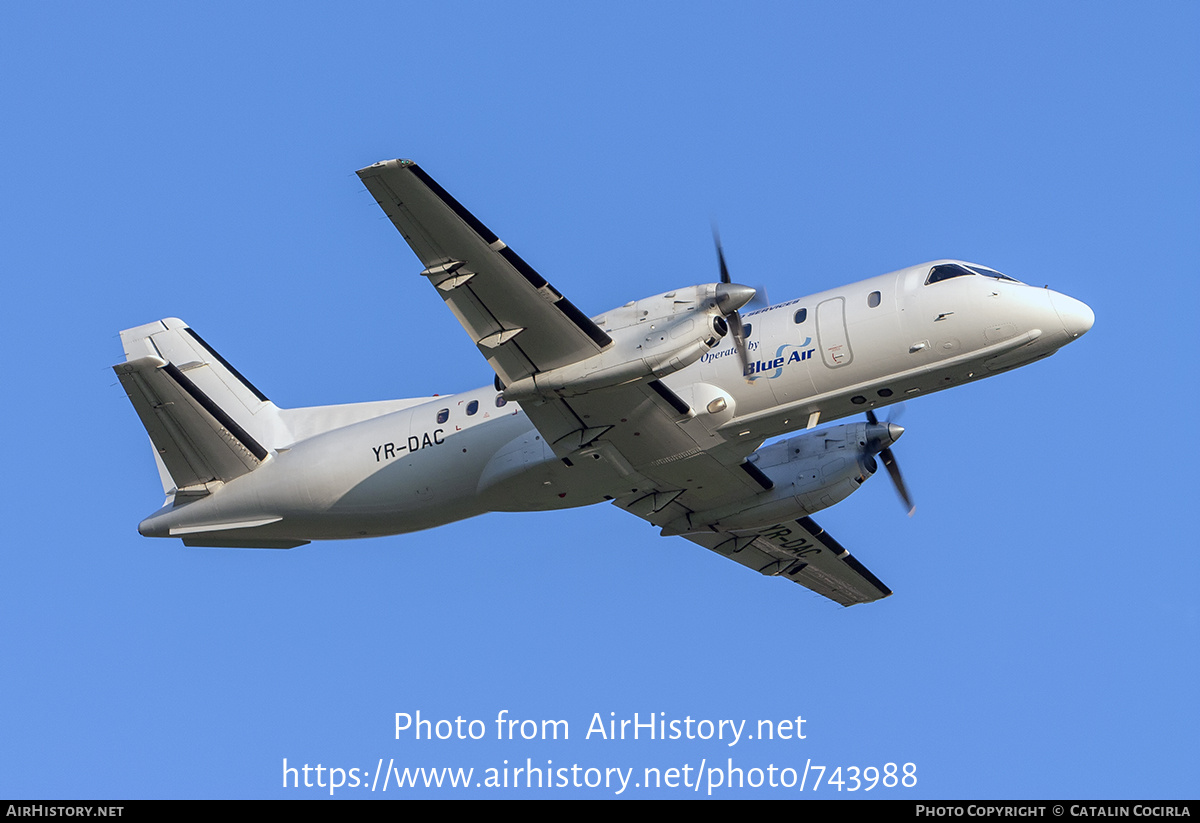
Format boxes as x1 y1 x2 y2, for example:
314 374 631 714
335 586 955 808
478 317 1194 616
113 318 287 499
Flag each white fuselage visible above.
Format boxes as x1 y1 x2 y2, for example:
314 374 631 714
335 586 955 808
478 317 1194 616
138 260 1092 542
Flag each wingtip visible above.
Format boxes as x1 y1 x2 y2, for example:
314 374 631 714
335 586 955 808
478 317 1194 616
356 158 416 176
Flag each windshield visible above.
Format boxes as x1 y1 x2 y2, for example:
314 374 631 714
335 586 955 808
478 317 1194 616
926 263 974 284
926 262 1023 285
965 264 1022 283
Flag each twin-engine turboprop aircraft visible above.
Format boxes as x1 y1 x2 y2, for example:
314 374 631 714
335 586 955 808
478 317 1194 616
113 159 1094 606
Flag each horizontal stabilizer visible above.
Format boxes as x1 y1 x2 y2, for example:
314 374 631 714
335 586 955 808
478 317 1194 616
113 355 269 492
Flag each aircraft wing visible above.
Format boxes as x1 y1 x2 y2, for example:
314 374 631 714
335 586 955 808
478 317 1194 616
356 159 612 388
669 516 892 606
521 382 892 605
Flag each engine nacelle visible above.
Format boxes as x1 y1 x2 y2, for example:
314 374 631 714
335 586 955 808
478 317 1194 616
503 284 730 402
663 422 891 535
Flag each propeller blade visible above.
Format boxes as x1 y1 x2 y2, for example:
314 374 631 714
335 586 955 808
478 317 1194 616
712 226 755 380
727 310 751 378
866 409 915 516
879 447 916 517
712 225 731 284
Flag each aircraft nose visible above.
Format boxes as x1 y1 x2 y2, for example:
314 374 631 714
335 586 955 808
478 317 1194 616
1048 291 1095 340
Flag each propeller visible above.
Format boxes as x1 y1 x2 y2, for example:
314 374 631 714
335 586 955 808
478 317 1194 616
711 227 757 380
866 408 915 517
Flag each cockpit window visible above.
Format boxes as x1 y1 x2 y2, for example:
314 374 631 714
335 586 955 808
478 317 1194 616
926 264 974 284
927 262 1024 285
965 264 1021 283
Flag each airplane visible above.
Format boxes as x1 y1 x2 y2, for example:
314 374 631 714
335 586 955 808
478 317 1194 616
112 159 1094 606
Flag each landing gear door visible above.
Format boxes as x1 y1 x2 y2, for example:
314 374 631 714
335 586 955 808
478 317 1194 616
817 297 853 368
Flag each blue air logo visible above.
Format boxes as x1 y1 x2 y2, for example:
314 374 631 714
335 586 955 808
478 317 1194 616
745 340 814 380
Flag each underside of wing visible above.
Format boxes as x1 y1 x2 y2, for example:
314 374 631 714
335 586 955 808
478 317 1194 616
514 376 766 499
517 379 891 605
575 401 895 605
357 159 612 387
682 516 892 606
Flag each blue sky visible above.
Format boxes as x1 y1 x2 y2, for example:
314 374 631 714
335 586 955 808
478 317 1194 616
2 3 1197 799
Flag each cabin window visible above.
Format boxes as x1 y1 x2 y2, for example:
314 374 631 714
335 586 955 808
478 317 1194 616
868 291 881 308
466 400 479 416
793 308 807 324
437 408 449 424
743 323 753 338
495 394 507 408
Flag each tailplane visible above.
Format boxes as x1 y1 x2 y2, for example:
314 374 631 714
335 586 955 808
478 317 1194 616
113 318 287 500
